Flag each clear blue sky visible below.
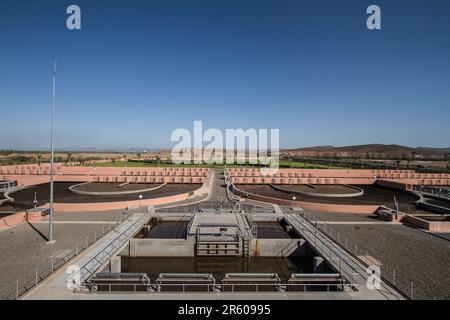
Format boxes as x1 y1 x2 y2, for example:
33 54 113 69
1 0 449 150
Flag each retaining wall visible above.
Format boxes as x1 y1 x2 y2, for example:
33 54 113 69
0 211 45 228
233 185 379 214
251 238 306 257
401 215 450 233
121 238 196 257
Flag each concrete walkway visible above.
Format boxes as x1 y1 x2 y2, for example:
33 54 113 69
23 212 152 300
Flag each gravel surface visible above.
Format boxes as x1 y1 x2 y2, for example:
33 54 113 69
435 233 450 241
52 209 127 222
307 216 450 300
305 211 381 222
0 222 110 298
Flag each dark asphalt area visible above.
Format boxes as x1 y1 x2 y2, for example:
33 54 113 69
4 182 201 210
238 184 419 211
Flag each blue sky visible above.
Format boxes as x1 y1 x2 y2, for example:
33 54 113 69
0 0 449 150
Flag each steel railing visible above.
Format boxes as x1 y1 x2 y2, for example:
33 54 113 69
86 281 357 294
301 211 441 300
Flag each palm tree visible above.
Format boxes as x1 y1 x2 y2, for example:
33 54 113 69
136 153 142 164
395 158 401 169
156 155 161 166
123 154 128 167
66 153 73 165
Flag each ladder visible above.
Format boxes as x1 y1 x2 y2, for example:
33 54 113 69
242 237 251 259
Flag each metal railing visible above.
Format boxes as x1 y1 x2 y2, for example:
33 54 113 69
87 281 357 294
301 211 445 300
245 213 257 238
284 214 360 289
0 207 145 300
413 185 450 199
0 221 121 300
76 212 151 287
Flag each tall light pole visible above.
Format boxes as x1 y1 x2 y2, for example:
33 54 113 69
138 194 143 214
48 57 57 243
33 192 38 212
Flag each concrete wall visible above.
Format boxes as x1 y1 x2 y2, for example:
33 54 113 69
37 171 212 212
120 237 308 258
270 184 364 198
121 238 196 257
0 164 209 177
234 185 380 214
226 168 450 186
251 238 306 257
0 211 44 228
401 215 450 233
417 202 450 215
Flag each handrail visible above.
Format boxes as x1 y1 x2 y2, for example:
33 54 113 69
74 212 151 287
295 212 406 300
87 281 358 294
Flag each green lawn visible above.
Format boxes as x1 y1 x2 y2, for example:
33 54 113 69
278 160 344 169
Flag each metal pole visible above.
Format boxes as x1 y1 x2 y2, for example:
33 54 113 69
48 57 57 242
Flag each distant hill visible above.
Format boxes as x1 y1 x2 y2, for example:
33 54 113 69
284 144 450 159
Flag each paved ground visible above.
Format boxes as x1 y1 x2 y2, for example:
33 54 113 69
51 210 128 222
209 170 231 203
0 217 112 299
304 210 381 222
434 233 450 241
304 211 450 300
